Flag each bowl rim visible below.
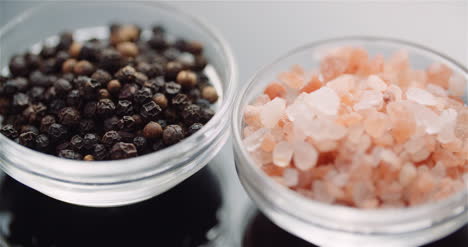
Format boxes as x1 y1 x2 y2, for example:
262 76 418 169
231 36 468 223
0 1 238 183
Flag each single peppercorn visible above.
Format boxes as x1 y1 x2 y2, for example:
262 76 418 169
58 149 82 160
9 55 29 77
133 136 147 151
185 41 203 55
40 115 56 133
66 90 82 107
134 72 148 86
12 93 30 111
140 101 161 119
181 104 201 125
74 60 95 76
164 82 181 95
107 79 121 94
115 65 137 83
103 116 120 131
79 119 95 134
4 78 28 95
99 89 111 99
26 53 41 70
118 116 136 130
118 83 138 100
69 42 82 58
58 107 81 126
35 134 50 150
83 101 98 118
148 33 168 50
162 125 184 145
29 86 45 101
193 55 207 71
165 61 183 80
201 86 218 103
101 130 121 146
79 42 101 62
117 41 139 57
116 100 134 116
110 142 138 160
152 93 168 109
152 139 165 151
48 99 66 115
187 123 203 136
40 45 56 59
143 121 162 139
91 69 112 84
1 124 18 139
48 123 68 142
134 87 153 104
176 70 197 88
117 131 135 142
29 71 49 87
83 133 99 148
57 32 74 51
83 154 94 161
132 114 143 127
96 98 116 116
172 94 191 109
200 108 215 123
20 125 39 135
54 78 72 95
70 135 84 151
93 144 107 160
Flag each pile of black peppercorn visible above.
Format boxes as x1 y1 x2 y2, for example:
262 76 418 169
0 24 219 160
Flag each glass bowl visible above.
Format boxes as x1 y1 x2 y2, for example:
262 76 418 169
231 37 468 246
0 2 237 207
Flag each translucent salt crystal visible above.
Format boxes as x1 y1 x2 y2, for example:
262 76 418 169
243 126 257 137
313 180 335 203
353 90 383 111
306 119 347 141
249 150 273 166
351 181 376 206
427 63 452 88
243 128 268 152
366 75 387 91
285 102 313 122
406 87 437 106
293 140 318 171
406 103 442 134
431 161 446 178
379 148 400 167
283 168 299 187
244 105 262 127
363 111 390 138
426 84 448 97
273 141 294 167
279 71 305 90
305 86 340 115
315 139 338 152
383 84 402 103
326 74 355 96
260 132 276 152
411 148 430 163
448 74 466 97
260 97 286 128
253 94 271 106
329 172 349 187
455 109 468 140
436 109 458 144
399 163 417 186
320 55 348 81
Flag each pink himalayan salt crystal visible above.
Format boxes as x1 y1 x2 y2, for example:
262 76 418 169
366 75 387 92
399 162 417 186
283 168 299 187
304 86 340 115
383 84 403 103
249 150 273 166
261 132 276 152
313 180 335 204
279 71 305 90
436 108 458 144
285 101 313 122
305 119 347 142
337 112 362 126
273 141 294 167
363 110 391 138
326 74 356 96
351 181 377 208
243 125 257 137
426 84 448 97
320 55 348 82
244 128 268 152
244 105 262 128
293 140 318 171
427 63 452 89
406 87 437 106
455 109 468 140
448 74 466 97
353 90 383 111
252 94 271 106
260 97 286 128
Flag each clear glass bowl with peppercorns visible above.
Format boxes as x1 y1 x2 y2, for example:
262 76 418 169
232 37 468 246
0 2 237 206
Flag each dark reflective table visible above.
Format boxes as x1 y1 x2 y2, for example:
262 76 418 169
242 211 468 247
0 167 222 247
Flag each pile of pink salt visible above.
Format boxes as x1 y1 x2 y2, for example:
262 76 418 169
242 46 468 209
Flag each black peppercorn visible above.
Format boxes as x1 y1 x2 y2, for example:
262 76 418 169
118 116 136 130
55 51 70 68
107 79 121 94
185 41 203 55
143 121 162 139
103 116 120 131
115 65 137 83
58 149 82 160
79 42 102 62
93 144 107 160
83 133 99 148
152 139 165 151
69 42 82 58
101 130 121 146
9 55 29 77
117 41 139 57
58 107 81 126
83 101 98 118
70 135 84 151
29 86 45 101
140 101 161 119
54 79 72 95
187 123 203 136
35 134 50 150
66 90 82 107
134 87 153 104
162 125 184 145
26 53 41 70
176 70 197 88
148 33 168 50
164 81 181 95
22 103 47 123
117 131 135 142
172 94 191 109
4 78 28 95
40 58 58 74
0 124 18 139
79 119 95 134
181 104 201 125
152 93 168 109
156 119 168 129
110 142 138 160
99 48 122 73
116 100 134 116
99 89 111 99
74 60 95 76
133 136 147 151
57 32 74 51
96 98 116 116
48 123 68 142
20 125 39 135
12 93 30 111
40 115 56 133
91 69 112 84
193 55 207 71
118 83 138 100
40 45 56 59
29 71 49 87
163 107 179 123
48 99 66 115
200 108 215 123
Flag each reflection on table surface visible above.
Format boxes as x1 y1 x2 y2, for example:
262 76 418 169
243 211 468 247
0 167 222 247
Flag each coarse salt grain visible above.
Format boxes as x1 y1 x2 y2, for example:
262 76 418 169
305 86 340 115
